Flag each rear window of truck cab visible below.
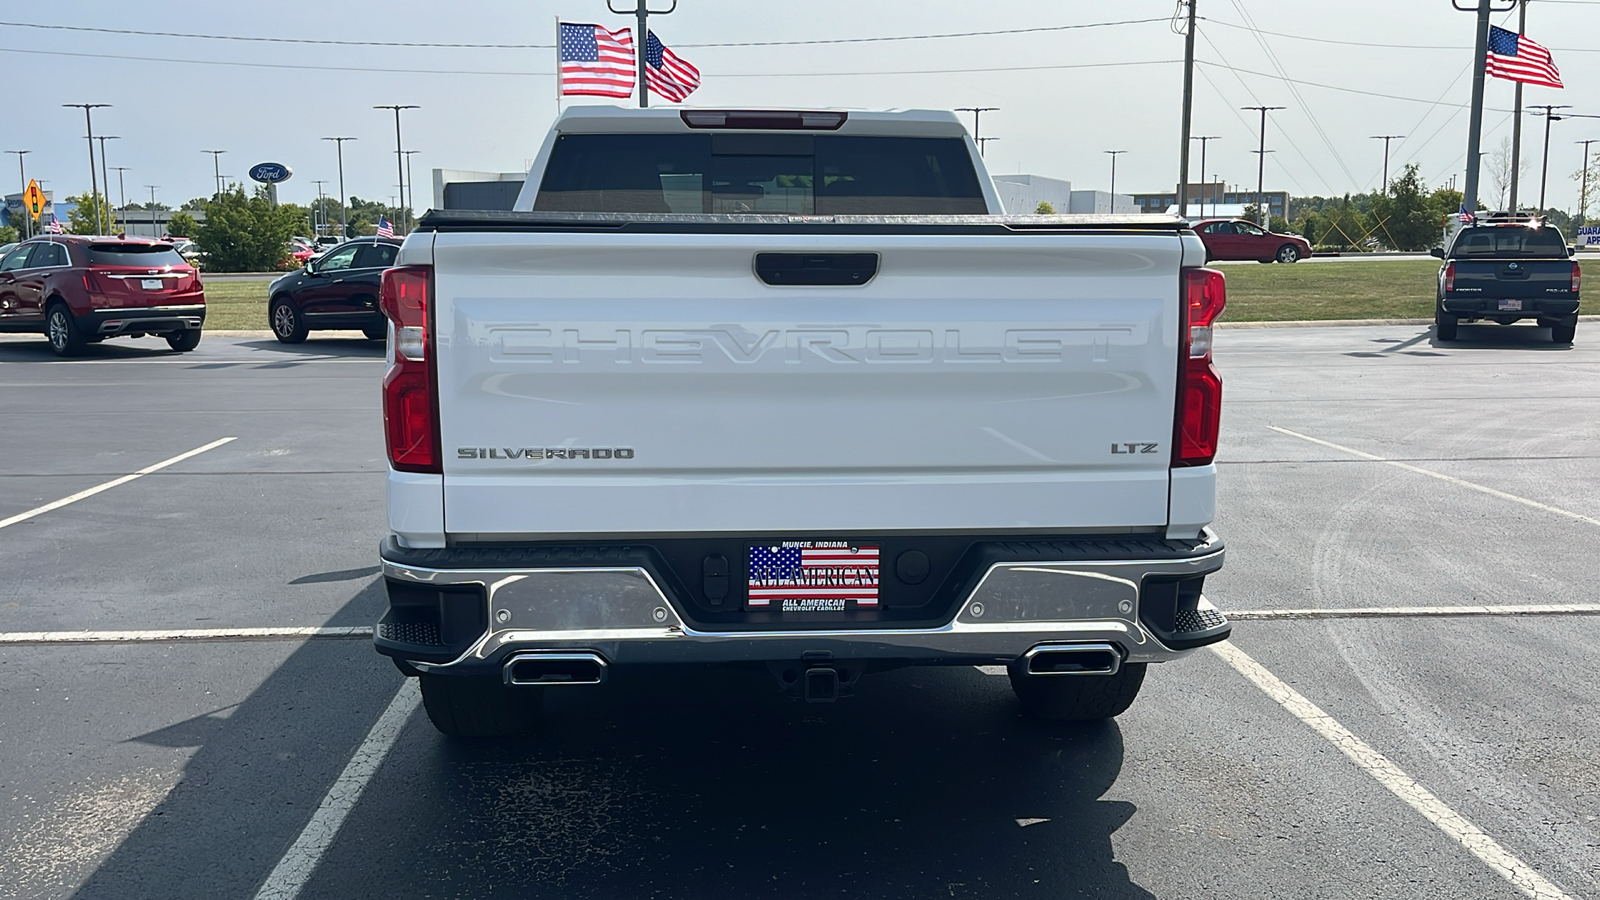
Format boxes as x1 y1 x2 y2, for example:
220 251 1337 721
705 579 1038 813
1449 226 1568 258
86 243 188 267
534 133 986 215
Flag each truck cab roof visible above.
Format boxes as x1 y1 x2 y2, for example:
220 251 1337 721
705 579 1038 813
550 106 970 138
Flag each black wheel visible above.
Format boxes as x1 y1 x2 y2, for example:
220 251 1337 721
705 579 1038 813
1435 308 1459 342
1276 244 1301 264
1551 317 1577 344
165 329 202 352
362 322 388 341
270 296 308 344
419 674 543 738
1008 663 1146 721
46 303 87 357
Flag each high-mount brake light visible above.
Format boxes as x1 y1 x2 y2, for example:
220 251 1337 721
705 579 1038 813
379 265 439 473
1574 262 1582 293
680 110 847 130
1176 268 1226 467
1444 262 1456 292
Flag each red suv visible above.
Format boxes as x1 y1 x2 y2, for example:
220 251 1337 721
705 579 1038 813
1193 218 1312 264
0 236 205 356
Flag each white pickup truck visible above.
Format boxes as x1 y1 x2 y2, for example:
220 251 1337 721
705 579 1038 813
374 107 1230 737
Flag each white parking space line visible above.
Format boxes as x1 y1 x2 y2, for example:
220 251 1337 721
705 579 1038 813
0 436 237 531
252 680 420 900
1268 426 1600 528
0 626 372 645
1229 604 1600 621
1212 642 1574 900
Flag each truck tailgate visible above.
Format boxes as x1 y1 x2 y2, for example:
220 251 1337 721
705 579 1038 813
431 230 1184 537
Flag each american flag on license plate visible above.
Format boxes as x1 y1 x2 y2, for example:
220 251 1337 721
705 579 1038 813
748 543 880 609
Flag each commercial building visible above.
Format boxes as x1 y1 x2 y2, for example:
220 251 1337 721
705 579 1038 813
433 169 527 212
991 174 1135 215
1130 183 1289 220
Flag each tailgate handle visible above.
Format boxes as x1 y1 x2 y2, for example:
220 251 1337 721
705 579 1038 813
754 252 879 286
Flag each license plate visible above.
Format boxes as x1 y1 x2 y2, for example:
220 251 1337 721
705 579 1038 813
747 542 880 612
141 279 164 290
1498 299 1522 311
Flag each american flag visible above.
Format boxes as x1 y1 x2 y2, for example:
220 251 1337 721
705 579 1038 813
747 543 880 609
1459 205 1476 224
375 216 394 238
1486 26 1563 90
560 22 636 98
644 30 700 103
48 214 64 234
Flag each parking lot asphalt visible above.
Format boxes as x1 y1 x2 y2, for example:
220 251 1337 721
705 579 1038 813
0 322 1596 899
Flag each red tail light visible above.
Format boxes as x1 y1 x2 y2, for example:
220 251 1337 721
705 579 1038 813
1176 268 1226 467
379 266 439 473
1573 262 1582 293
1444 262 1455 292
82 271 104 294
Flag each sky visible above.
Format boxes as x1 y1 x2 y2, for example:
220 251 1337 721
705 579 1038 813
8 0 1600 212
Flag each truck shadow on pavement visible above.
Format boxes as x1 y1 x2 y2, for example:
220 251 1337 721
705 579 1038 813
315 664 1155 899
0 337 188 361
1430 324 1574 350
233 337 385 358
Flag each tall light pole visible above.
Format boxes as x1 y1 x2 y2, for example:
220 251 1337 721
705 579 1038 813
145 185 159 237
1370 135 1406 193
1243 106 1285 227
322 137 356 237
1578 139 1599 228
1105 150 1127 211
374 105 419 233
1531 106 1572 212
975 136 999 158
311 179 328 236
956 107 998 151
606 0 676 107
1176 0 1198 215
95 136 119 231
110 166 131 233
5 150 30 239
402 150 420 222
1189 136 1219 217
63 103 110 234
203 150 226 198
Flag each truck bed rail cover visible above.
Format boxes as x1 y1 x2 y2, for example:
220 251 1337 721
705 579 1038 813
416 210 1192 234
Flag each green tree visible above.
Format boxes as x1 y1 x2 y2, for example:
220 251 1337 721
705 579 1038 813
65 192 114 234
1369 164 1442 251
1035 200 1056 214
166 211 199 238
195 186 303 272
0 224 17 245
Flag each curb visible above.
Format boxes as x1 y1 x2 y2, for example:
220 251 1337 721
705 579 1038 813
1221 314 1598 329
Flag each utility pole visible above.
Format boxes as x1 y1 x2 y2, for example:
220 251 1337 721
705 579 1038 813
63 103 110 234
1532 106 1572 212
110 166 130 233
1508 0 1528 211
1243 106 1284 227
374 105 419 233
1176 0 1198 215
402 150 420 222
976 137 999 157
1578 139 1598 228
606 0 676 107
5 150 30 239
203 150 226 198
145 186 159 237
322 137 355 237
95 136 119 232
1458 0 1513 217
956 107 999 150
1189 136 1219 217
1105 150 1127 209
311 179 328 235
1370 135 1406 193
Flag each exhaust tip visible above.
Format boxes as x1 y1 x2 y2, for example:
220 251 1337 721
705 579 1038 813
503 652 607 686
1023 643 1122 676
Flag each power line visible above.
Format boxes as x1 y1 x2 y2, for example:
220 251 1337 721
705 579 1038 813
0 16 1171 50
1203 18 1600 53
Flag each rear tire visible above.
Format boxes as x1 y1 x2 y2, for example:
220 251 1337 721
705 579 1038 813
1551 317 1577 344
165 329 202 352
1276 244 1301 264
46 303 87 357
419 673 543 738
1008 662 1146 721
270 296 308 344
1435 308 1459 342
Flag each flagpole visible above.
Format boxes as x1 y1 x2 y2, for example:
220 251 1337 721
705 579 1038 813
555 16 563 116
1508 0 1528 211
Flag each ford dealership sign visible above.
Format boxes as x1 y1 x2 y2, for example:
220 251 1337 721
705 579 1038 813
249 162 293 184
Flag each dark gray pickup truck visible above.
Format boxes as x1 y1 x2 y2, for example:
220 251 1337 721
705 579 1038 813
1432 219 1581 343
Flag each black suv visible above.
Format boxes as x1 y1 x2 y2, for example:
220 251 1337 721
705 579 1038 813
267 237 400 343
1431 216 1580 343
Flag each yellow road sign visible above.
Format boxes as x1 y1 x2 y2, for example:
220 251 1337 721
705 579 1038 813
23 180 45 220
